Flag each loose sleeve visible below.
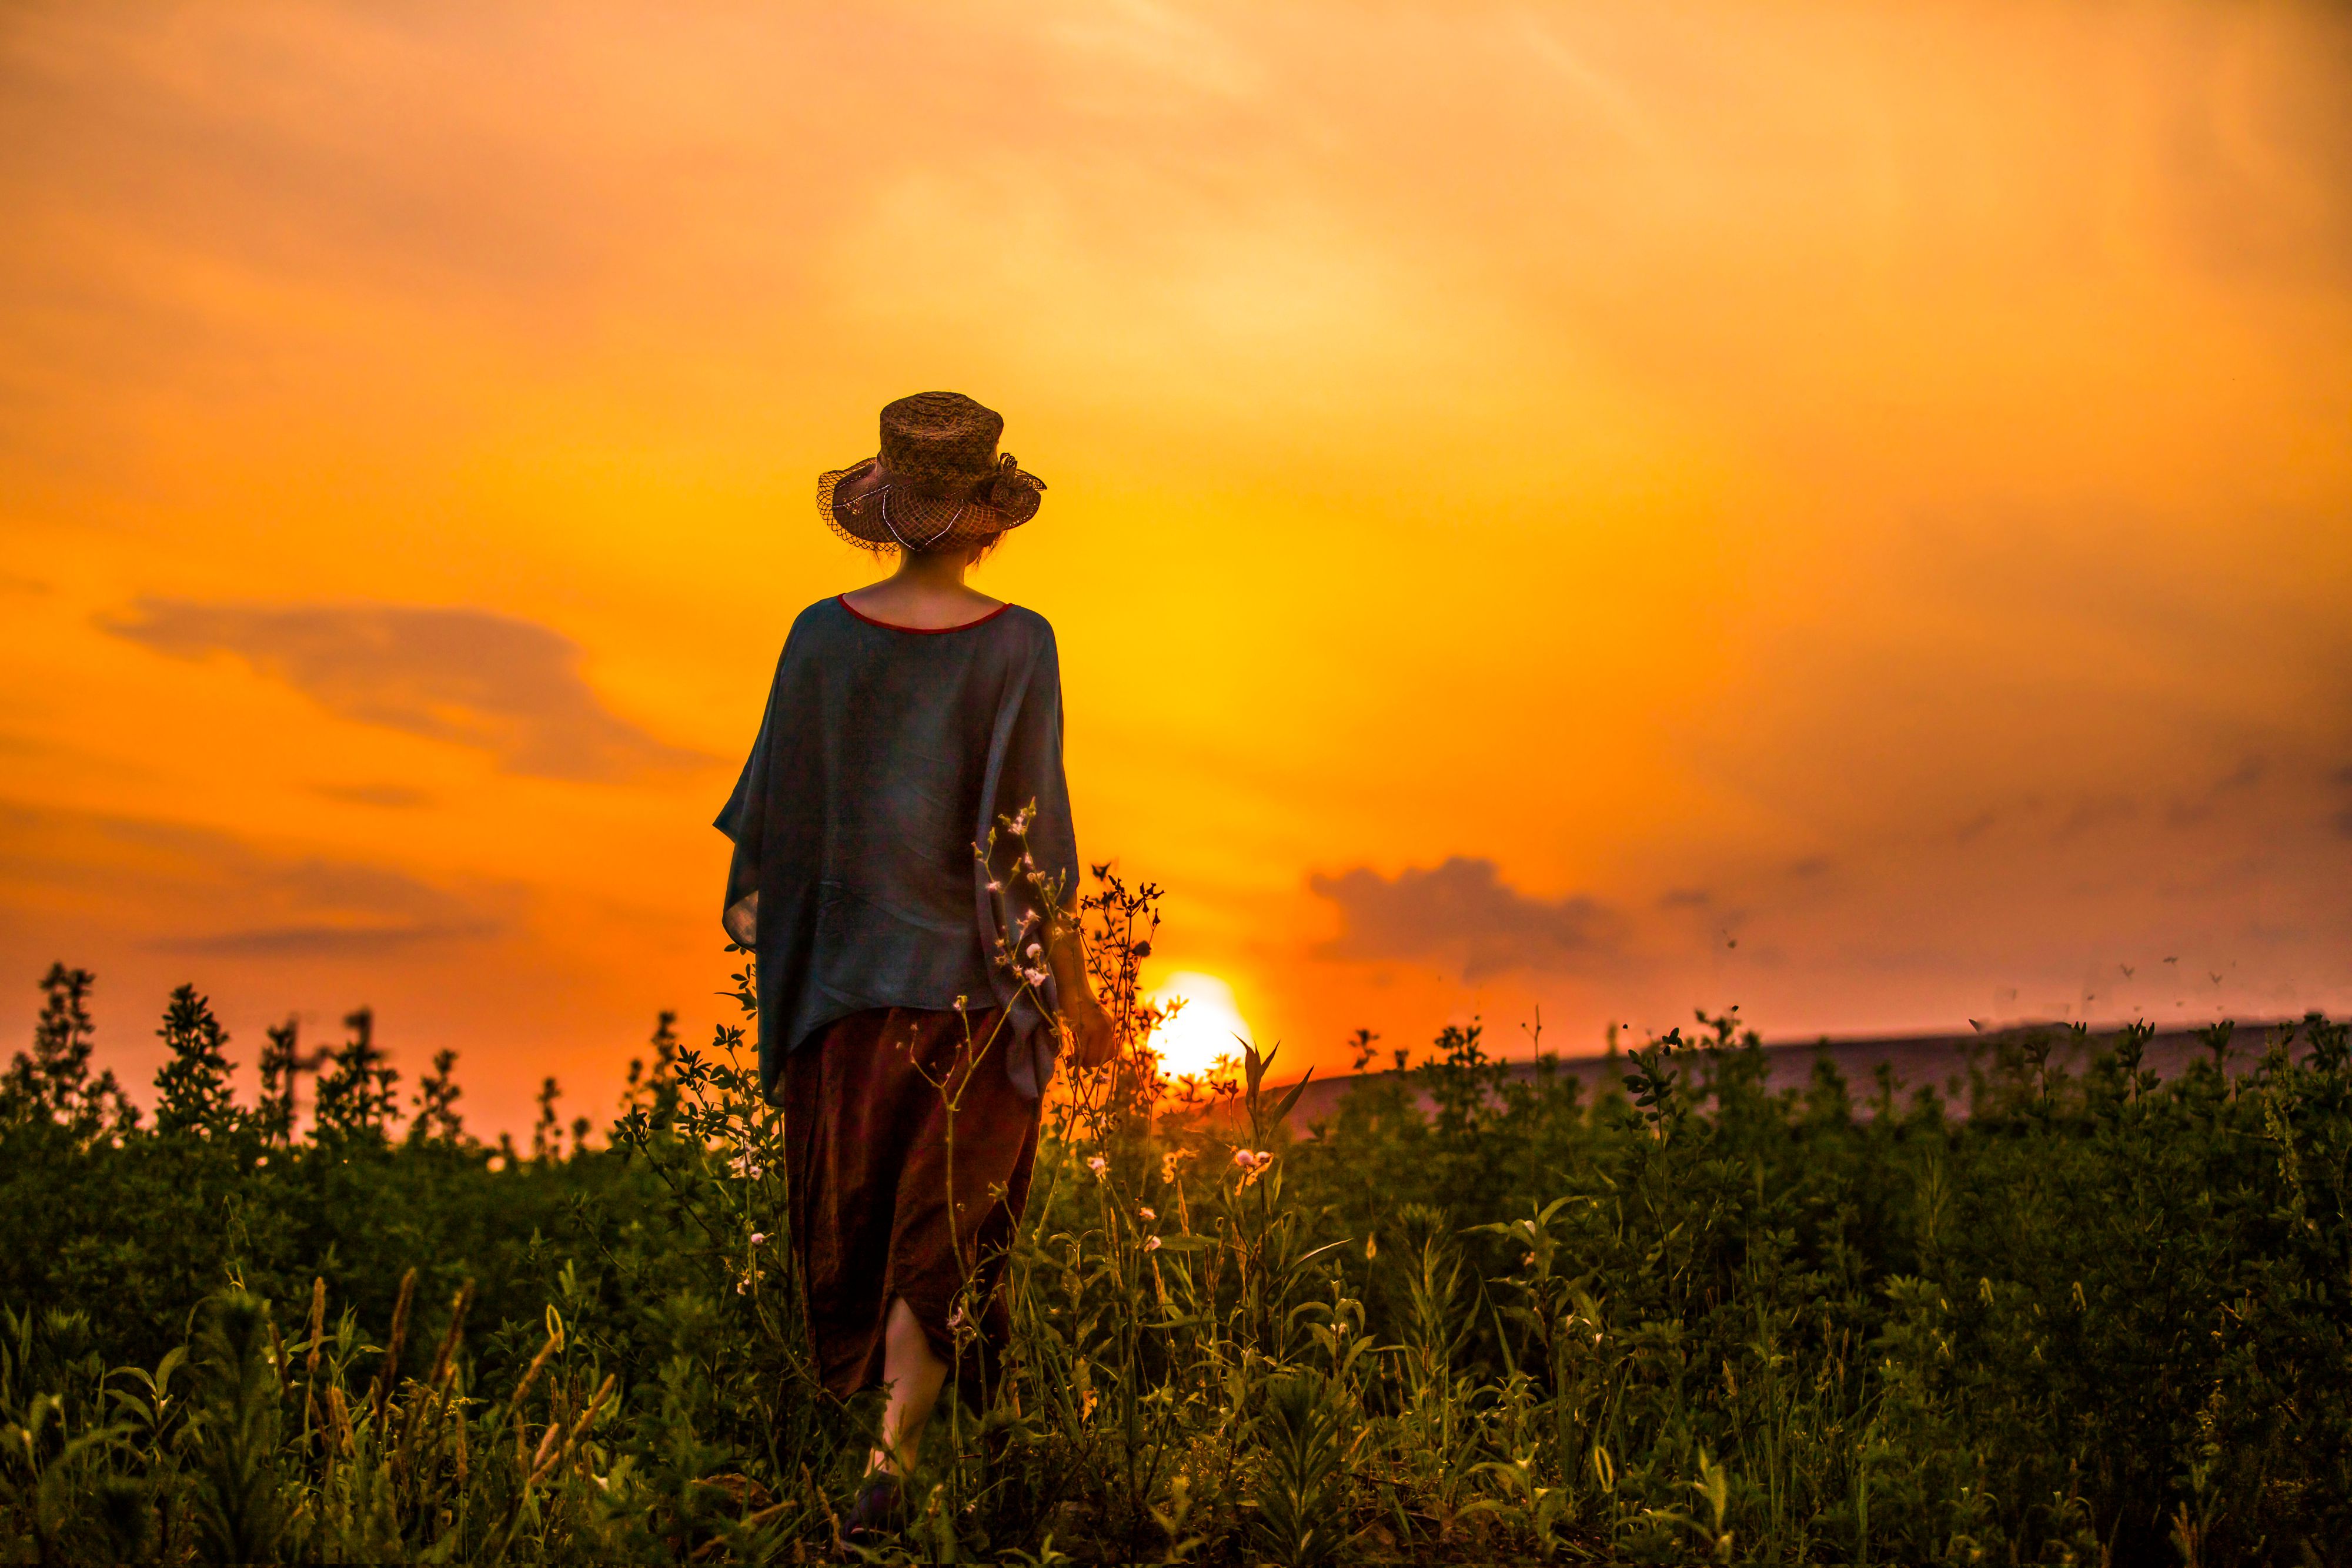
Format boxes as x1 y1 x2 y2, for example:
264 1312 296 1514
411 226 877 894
979 624 1081 1100
998 627 1080 910
714 716 766 944
715 636 793 947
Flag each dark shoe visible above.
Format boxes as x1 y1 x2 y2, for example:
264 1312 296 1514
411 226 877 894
843 1471 903 1545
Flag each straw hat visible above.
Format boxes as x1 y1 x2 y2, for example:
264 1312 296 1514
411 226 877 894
818 392 1047 552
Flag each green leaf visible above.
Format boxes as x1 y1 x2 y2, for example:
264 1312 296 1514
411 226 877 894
1145 1235 1215 1253
1272 1067 1318 1126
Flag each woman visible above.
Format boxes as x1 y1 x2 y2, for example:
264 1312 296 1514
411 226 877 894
714 392 1116 1534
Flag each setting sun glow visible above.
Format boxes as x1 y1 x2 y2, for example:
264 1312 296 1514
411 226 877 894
1146 972 1255 1082
1 4 2347 1132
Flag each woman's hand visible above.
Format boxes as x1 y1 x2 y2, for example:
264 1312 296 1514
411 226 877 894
1044 902 1118 1072
1063 988 1118 1073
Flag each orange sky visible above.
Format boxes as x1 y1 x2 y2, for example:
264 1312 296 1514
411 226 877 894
4 0 2348 1132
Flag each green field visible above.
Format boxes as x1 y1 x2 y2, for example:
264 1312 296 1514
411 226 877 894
4 904 2348 1563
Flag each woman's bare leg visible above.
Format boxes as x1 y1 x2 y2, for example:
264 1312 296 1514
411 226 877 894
870 1296 947 1476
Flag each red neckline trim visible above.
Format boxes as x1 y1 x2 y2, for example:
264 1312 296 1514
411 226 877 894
837 594 1013 634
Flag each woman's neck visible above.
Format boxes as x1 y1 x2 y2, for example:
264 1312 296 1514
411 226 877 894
841 548 1005 630
890 548 973 593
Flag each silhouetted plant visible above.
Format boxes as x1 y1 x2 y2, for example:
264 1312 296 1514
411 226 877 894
2 964 132 1136
405 1048 465 1146
531 1076 563 1162
253 1019 302 1144
153 985 237 1138
312 1007 398 1139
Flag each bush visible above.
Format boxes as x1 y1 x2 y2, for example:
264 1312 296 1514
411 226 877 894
0 912 2346 1563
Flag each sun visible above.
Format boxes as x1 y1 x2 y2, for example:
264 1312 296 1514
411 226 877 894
1144 971 1254 1079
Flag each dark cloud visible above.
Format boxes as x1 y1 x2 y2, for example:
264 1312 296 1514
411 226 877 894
1309 856 1615 980
159 922 476 958
311 783 433 809
2166 755 2267 828
1789 856 1832 879
0 798 512 957
2057 794 2139 840
1658 887 1710 909
104 599 706 782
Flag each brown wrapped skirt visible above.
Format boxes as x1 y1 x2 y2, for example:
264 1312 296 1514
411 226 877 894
782 1005 1040 1402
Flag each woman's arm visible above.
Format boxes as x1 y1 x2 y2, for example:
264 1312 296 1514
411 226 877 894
1047 900 1118 1072
723 891 759 947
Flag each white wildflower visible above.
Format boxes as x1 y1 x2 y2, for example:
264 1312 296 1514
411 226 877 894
1138 1206 1156 1221
1025 942 1043 959
1145 1235 1162 1252
750 1232 767 1247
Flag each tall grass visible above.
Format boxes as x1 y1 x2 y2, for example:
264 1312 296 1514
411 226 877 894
1 870 2347 1562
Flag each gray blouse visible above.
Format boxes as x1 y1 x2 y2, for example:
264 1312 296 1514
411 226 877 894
715 595 1080 1103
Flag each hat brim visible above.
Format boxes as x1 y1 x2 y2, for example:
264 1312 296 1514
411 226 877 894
817 457 1043 551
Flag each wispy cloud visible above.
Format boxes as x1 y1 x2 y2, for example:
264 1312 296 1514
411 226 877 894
2165 756 2266 829
310 783 433 809
105 599 706 783
0 798 512 958
1309 857 1616 981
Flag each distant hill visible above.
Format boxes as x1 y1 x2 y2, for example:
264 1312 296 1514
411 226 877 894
1247 1019 2301 1135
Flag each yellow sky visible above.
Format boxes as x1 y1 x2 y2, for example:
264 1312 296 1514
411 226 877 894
4 1 2348 1129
